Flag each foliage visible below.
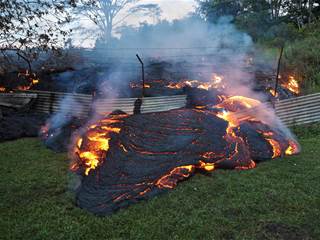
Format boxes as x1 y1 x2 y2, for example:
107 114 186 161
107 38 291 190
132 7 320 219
0 0 76 71
282 21 320 93
0 134 319 239
0 0 75 51
198 0 320 42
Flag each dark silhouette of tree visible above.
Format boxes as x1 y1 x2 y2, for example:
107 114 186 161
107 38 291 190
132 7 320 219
75 0 161 46
0 0 76 68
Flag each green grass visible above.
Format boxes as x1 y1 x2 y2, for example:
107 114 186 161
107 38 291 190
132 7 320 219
0 129 319 240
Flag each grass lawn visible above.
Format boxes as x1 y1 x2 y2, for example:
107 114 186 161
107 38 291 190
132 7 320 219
0 126 319 240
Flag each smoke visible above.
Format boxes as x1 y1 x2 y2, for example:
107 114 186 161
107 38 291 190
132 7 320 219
90 16 255 97
43 15 298 151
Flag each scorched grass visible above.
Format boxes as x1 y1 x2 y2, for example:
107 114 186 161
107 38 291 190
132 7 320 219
0 128 319 239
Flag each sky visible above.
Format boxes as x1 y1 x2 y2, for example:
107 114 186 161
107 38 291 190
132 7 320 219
139 0 196 21
73 0 197 47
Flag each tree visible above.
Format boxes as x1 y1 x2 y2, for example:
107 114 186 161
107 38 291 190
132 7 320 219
75 0 161 46
0 0 76 70
285 0 320 28
198 0 320 40
197 0 243 21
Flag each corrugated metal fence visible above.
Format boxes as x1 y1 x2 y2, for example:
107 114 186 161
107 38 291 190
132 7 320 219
275 92 320 126
25 90 187 116
13 90 320 126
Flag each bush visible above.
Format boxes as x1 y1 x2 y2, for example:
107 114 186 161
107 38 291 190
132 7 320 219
282 21 320 94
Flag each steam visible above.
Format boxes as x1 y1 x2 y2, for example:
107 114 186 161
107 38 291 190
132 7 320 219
44 15 298 148
100 16 255 97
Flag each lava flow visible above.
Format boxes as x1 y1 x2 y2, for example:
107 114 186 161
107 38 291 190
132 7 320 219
167 73 225 90
71 114 126 175
64 83 300 215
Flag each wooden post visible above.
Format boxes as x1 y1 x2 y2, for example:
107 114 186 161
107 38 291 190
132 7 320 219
136 54 145 98
274 45 284 97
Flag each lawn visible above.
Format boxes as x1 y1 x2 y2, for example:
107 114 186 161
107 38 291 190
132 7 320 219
0 126 319 240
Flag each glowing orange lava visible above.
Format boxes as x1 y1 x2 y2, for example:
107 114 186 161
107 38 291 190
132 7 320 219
130 83 151 89
72 115 126 175
166 74 224 90
156 165 195 189
269 89 278 97
285 140 300 155
216 96 261 111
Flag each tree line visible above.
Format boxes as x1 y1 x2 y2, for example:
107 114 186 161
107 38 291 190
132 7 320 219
198 0 320 41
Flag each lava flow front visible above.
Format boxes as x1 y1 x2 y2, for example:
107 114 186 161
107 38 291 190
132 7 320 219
68 91 300 215
72 114 126 175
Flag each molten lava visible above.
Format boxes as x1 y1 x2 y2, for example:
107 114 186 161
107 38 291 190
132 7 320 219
67 76 300 215
285 140 300 156
269 89 278 97
72 114 126 175
166 74 224 90
216 96 261 111
130 83 151 89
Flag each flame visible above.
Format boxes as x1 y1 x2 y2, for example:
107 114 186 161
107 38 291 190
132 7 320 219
0 87 6 92
72 115 125 175
269 89 278 97
282 76 300 95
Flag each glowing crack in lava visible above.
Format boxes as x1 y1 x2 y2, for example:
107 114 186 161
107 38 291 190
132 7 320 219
70 93 300 215
72 114 125 175
167 73 225 90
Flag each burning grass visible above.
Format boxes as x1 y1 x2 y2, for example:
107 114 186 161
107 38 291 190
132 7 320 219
0 129 319 239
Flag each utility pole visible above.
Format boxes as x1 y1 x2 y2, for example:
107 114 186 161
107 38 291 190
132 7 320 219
136 54 145 98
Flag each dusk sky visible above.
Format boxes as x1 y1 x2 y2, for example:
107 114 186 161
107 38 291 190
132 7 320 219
140 0 196 21
75 0 196 47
